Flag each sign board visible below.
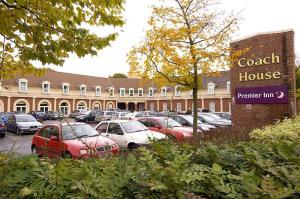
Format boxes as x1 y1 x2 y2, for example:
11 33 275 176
236 85 288 104
230 30 296 130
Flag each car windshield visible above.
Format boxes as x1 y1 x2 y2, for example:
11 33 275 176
199 115 215 122
181 115 203 124
121 121 148 133
205 113 221 120
61 124 99 140
16 115 37 122
159 118 182 128
84 110 92 115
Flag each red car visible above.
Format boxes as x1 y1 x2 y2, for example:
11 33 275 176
31 123 119 159
138 117 194 141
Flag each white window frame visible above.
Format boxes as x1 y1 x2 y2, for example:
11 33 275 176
161 87 167 96
175 86 181 96
95 86 101 96
18 79 28 93
176 103 182 112
129 88 134 97
138 88 143 97
62 83 69 95
120 88 125 97
207 83 215 95
80 84 86 95
42 81 50 94
149 87 154 97
150 103 155 111
226 81 231 94
162 103 168 111
109 88 114 97
209 101 216 112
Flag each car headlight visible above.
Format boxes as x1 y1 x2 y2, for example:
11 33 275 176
79 149 88 155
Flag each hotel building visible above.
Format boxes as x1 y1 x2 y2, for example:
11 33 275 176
0 70 232 115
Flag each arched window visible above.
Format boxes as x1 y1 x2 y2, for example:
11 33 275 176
150 103 155 111
162 103 168 111
39 102 50 113
16 101 27 113
60 102 69 115
77 102 86 110
209 102 216 112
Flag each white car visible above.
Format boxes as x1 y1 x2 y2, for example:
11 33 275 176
95 120 166 150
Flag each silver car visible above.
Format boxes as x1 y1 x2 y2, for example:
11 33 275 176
7 114 43 135
95 111 116 122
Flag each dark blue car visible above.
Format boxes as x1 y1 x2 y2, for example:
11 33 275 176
0 116 6 138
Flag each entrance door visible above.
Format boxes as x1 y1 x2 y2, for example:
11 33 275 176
117 102 126 110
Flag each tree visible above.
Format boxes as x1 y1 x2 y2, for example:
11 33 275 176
128 0 242 135
109 73 128 78
0 0 125 79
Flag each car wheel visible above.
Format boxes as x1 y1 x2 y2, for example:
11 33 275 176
62 152 72 159
168 135 177 142
31 145 37 154
16 128 21 136
128 143 140 151
0 133 5 138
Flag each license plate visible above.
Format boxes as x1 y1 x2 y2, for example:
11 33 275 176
30 128 37 131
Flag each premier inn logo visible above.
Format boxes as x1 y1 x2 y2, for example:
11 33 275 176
238 53 280 67
237 53 282 82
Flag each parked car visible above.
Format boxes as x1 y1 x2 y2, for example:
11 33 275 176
198 113 231 127
7 114 43 134
171 115 215 131
75 110 100 123
213 112 231 120
95 120 166 150
112 112 129 120
1 113 13 126
122 112 146 120
161 111 176 117
0 116 6 138
31 123 119 158
28 111 48 121
137 117 194 141
69 109 86 118
46 111 64 120
95 111 116 122
143 111 164 117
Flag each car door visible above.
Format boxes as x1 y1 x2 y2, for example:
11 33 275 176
7 115 16 132
96 122 109 135
46 126 64 158
107 122 127 148
34 126 50 156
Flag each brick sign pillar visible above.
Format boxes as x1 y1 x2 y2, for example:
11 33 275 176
230 30 296 130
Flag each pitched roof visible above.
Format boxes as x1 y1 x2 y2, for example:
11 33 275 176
2 70 230 90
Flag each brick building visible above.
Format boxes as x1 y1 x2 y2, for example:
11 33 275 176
0 70 231 115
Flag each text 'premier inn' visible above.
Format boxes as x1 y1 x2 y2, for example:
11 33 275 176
238 53 281 82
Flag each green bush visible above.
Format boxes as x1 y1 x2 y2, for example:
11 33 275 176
1 117 300 199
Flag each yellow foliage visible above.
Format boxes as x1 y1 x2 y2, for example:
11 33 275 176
127 0 244 89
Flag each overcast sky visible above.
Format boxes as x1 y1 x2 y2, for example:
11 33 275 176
50 0 300 77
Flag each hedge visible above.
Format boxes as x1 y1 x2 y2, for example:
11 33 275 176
0 117 300 198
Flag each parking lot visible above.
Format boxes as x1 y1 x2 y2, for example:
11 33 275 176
0 118 97 156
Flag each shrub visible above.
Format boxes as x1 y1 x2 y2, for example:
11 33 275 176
0 117 300 198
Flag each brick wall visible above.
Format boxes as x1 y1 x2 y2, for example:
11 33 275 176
230 30 296 130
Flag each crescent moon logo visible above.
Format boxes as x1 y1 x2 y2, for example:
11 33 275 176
276 91 284 99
